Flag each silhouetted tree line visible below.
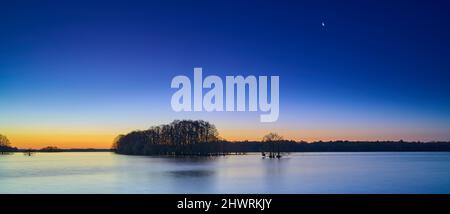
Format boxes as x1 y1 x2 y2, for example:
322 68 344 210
0 134 18 154
217 140 450 153
113 121 450 156
40 146 62 152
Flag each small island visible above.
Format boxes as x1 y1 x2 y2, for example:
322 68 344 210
113 120 229 156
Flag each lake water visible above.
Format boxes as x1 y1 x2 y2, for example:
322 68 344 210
1 152 450 193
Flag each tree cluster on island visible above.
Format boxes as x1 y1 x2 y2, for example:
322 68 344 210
113 120 227 156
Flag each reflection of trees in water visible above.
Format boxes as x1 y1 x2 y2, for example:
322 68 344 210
164 167 217 193
262 157 290 192
167 169 215 178
165 155 221 163
263 157 289 175
23 149 35 156
164 156 219 179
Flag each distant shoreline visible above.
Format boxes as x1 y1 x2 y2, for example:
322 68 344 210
6 149 450 154
4 146 450 156
14 148 112 153
6 142 450 154
4 141 450 155
114 140 450 156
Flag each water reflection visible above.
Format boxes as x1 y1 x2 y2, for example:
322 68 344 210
1 152 450 193
262 156 290 175
167 170 215 178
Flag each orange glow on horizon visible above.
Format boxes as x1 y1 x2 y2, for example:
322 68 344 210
8 133 117 149
4 127 445 149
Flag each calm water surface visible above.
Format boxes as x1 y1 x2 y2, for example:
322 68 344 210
1 152 450 193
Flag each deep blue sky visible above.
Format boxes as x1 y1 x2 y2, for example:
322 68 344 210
1 0 450 147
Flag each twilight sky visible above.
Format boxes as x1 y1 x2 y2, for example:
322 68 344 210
1 0 450 148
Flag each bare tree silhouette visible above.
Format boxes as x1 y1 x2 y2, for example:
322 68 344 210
262 132 284 158
0 134 10 147
0 134 17 154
